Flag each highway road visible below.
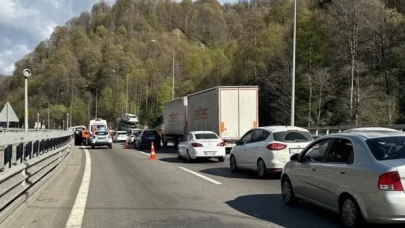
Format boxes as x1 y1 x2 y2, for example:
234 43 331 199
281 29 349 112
6 143 388 228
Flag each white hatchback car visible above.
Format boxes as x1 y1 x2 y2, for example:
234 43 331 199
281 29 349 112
114 131 128 142
177 131 226 163
230 126 313 178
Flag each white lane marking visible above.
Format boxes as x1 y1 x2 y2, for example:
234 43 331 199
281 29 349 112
178 167 222 185
65 146 91 228
140 152 150 156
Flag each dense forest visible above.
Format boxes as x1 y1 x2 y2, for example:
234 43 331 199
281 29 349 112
1 0 405 128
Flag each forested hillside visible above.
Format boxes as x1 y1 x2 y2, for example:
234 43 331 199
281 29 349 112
1 0 405 128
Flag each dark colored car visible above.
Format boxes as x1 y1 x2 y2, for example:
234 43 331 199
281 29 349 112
74 127 86 145
134 130 161 149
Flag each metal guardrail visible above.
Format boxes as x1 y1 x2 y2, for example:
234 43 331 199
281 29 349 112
0 128 49 133
305 124 405 136
0 130 74 223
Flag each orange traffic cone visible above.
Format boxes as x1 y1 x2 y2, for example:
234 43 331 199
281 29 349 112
149 142 156 160
125 139 129 149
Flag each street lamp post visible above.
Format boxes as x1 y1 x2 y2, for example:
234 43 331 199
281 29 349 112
37 113 39 130
70 80 73 128
126 73 129 114
67 113 69 130
23 69 31 132
291 0 297 127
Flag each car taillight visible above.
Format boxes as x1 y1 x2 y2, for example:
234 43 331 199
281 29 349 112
378 171 404 191
192 143 203 147
266 143 287 150
217 142 226 146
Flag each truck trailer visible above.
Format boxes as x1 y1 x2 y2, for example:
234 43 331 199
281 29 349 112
162 86 259 150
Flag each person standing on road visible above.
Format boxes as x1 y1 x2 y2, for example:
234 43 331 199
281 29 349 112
81 127 90 145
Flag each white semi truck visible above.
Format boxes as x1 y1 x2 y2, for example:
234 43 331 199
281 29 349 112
162 86 259 151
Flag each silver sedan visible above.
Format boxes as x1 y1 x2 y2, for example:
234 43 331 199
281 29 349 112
281 131 405 227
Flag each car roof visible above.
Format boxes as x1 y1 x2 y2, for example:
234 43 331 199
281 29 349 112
189 131 217 134
325 131 405 139
344 127 400 132
256 126 309 133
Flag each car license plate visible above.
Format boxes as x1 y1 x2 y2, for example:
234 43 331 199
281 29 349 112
98 137 106 140
289 148 301 154
204 151 215 155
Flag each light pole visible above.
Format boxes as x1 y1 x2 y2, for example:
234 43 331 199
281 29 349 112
126 72 129 113
70 80 73 127
23 69 31 131
151 39 175 100
63 120 65 130
67 113 69 129
41 98 50 129
37 113 39 130
291 0 297 126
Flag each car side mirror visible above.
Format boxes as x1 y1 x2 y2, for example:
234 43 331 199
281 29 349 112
290 153 300 161
235 140 244 146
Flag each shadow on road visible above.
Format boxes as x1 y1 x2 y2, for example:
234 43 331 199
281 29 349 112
226 194 341 227
199 167 280 180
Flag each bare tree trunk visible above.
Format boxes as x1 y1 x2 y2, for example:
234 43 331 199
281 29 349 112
317 90 322 126
307 74 313 127
350 38 355 121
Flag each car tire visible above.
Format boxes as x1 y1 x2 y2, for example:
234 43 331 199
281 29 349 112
230 155 238 172
340 195 365 228
281 176 297 205
108 144 112 149
218 157 225 162
91 145 95 149
257 159 267 178
186 150 193 163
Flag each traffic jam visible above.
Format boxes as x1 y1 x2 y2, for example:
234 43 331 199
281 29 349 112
73 86 405 227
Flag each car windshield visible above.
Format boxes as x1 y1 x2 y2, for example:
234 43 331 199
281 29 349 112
195 133 219 140
95 131 108 136
91 125 107 133
273 131 313 142
366 137 405 160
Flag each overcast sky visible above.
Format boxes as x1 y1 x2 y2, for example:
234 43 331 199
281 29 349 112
0 0 236 76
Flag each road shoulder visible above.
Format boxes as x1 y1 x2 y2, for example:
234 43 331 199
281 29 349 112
4 147 85 228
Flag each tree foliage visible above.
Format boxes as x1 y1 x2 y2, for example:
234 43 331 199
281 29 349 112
2 0 405 128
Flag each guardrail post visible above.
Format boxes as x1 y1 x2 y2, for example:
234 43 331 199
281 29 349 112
25 142 32 160
4 145 12 170
16 143 23 164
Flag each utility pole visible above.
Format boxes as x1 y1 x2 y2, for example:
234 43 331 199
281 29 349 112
70 80 73 127
126 73 129 114
95 89 98 118
67 113 69 129
37 113 39 130
291 0 297 126
172 47 175 100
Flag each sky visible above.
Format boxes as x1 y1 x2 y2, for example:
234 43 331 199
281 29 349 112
0 0 237 76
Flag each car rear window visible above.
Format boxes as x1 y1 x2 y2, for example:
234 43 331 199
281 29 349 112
273 131 313 142
118 132 127 135
144 131 158 136
95 131 108 136
195 133 219 140
366 137 405 161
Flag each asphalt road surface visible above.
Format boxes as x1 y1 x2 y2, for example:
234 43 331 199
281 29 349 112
6 143 401 228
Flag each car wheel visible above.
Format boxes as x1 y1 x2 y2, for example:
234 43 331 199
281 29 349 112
257 159 267 178
91 145 95 149
108 144 112 149
186 150 193 163
340 196 365 227
218 157 225 162
281 177 297 205
230 155 238 172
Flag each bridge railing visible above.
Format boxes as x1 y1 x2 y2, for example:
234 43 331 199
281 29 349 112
0 130 74 223
305 124 405 136
0 128 50 133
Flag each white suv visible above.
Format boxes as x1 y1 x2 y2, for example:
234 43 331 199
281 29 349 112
230 126 313 178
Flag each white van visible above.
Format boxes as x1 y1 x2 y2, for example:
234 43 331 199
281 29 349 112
89 118 108 134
